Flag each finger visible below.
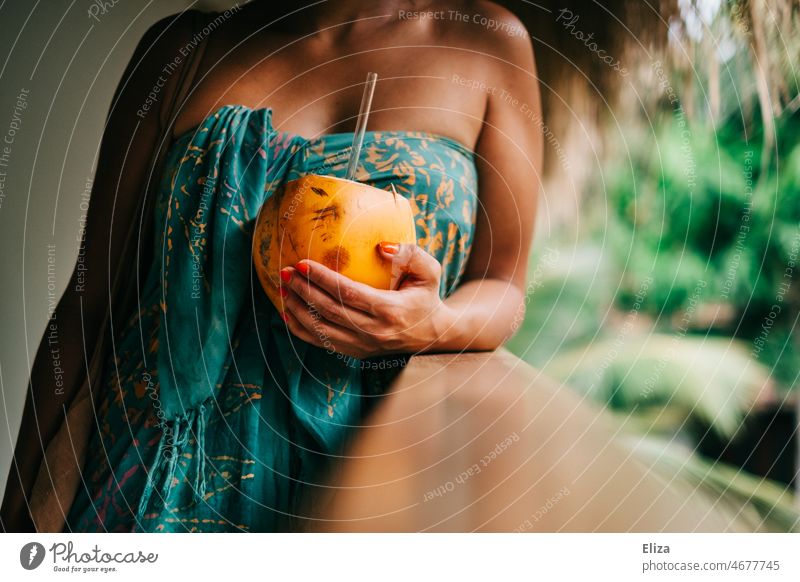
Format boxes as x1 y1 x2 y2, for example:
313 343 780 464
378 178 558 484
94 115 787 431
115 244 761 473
293 260 382 312
283 311 363 359
283 289 369 353
282 268 374 330
281 311 323 347
284 302 369 358
378 242 442 289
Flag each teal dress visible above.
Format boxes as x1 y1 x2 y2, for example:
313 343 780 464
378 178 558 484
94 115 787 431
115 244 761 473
65 105 478 532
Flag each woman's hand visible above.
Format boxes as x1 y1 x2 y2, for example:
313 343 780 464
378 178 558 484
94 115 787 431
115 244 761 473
278 242 455 358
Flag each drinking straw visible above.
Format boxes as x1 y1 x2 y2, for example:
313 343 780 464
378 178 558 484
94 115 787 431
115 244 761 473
345 72 378 181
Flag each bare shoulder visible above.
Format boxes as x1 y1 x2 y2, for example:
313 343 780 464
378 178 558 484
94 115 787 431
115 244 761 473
429 1 535 63
114 10 205 118
131 9 203 69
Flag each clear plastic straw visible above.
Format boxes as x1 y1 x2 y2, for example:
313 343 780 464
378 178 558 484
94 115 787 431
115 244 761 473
345 72 378 181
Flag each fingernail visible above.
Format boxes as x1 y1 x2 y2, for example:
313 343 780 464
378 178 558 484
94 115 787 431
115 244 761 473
280 269 291 283
281 312 289 323
379 242 400 255
279 286 289 298
296 262 309 275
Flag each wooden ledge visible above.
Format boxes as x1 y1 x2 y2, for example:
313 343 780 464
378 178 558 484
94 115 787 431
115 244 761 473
309 349 755 532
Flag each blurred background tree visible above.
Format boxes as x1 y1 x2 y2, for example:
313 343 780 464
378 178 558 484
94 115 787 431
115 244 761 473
501 0 800 530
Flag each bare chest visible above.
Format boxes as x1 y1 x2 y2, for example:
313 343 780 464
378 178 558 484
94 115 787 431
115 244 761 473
174 32 488 148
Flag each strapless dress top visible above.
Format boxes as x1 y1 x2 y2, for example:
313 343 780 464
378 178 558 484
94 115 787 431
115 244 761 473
65 104 479 532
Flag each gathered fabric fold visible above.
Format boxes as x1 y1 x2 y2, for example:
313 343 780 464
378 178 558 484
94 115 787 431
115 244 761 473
136 107 293 527
135 404 209 526
157 106 277 418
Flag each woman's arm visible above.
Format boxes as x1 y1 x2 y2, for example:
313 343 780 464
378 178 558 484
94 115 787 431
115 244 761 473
0 13 198 531
430 19 542 351
279 13 542 357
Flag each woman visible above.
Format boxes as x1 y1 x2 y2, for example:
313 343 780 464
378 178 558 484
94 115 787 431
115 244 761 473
2 0 541 532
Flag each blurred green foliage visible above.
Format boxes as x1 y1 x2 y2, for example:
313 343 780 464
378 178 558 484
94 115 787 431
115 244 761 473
506 1 799 529
606 111 800 387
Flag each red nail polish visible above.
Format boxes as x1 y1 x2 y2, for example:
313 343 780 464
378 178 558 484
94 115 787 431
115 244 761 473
296 262 309 275
280 269 291 283
281 312 289 323
279 286 289 298
380 242 400 255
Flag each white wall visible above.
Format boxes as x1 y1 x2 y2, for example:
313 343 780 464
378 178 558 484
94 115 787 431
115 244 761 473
0 0 238 505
